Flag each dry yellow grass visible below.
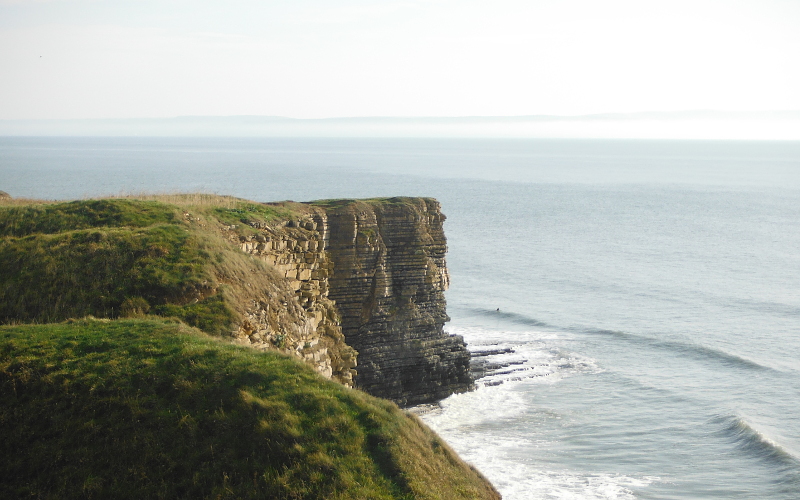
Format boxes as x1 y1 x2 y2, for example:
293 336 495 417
0 196 56 206
108 192 248 209
0 191 249 209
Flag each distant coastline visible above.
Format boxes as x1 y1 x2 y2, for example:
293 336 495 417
2 110 800 140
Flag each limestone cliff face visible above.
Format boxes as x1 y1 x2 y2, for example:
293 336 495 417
321 198 473 407
226 206 357 387
230 197 473 406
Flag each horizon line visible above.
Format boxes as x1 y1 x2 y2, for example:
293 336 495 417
3 109 800 122
3 110 799 141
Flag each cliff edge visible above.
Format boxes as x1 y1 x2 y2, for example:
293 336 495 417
230 197 474 406
0 194 473 406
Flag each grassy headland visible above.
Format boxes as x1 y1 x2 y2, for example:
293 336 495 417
0 194 499 499
0 195 300 333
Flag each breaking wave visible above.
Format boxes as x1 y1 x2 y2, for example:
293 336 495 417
711 414 800 468
448 324 600 389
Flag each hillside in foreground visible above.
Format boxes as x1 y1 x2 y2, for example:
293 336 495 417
0 318 499 499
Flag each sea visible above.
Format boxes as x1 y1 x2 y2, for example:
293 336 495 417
2 137 799 500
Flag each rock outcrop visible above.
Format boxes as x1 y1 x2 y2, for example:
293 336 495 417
223 206 357 387
232 197 473 406
317 198 473 406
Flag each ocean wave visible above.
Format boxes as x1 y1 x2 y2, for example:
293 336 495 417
585 327 772 372
446 321 599 389
419 393 659 500
494 470 657 500
460 307 776 373
465 307 553 328
416 392 658 500
413 381 531 430
730 297 800 318
711 414 800 468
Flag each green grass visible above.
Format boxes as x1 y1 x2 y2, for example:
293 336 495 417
308 197 424 209
0 197 287 335
0 199 177 237
212 202 296 228
0 319 499 499
0 221 236 333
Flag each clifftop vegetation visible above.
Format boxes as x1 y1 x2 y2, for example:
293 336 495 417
0 194 301 333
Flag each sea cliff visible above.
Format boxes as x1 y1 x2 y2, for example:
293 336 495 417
322 198 473 406
0 194 473 406
229 197 473 406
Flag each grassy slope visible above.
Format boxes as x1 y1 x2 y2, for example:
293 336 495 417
0 196 299 334
0 319 499 499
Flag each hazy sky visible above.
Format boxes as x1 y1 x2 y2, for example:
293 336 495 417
1 0 799 120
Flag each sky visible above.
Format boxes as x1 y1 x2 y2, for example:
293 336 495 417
1 0 799 121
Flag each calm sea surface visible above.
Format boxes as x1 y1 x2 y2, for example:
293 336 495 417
2 137 800 499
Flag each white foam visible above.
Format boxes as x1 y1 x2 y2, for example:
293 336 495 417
447 324 563 346
452 324 601 389
420 397 657 500
422 325 637 499
417 381 530 432
486 465 656 500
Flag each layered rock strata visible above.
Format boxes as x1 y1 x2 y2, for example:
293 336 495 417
226 208 357 387
321 198 473 407
231 197 473 406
